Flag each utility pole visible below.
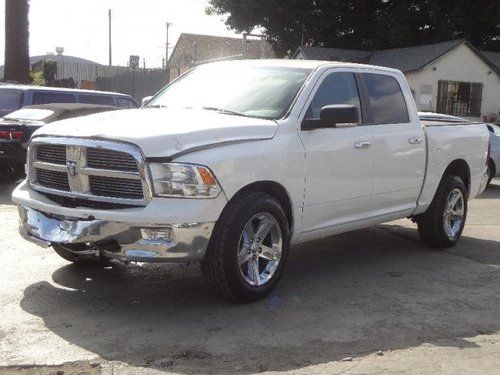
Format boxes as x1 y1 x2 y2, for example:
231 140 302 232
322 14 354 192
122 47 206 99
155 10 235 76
108 9 112 66
165 22 172 71
165 22 173 82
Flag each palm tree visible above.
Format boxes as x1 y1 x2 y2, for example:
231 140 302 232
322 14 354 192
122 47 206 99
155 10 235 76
4 0 30 83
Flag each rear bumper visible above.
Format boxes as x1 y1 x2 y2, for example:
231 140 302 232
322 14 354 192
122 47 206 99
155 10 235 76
19 206 215 263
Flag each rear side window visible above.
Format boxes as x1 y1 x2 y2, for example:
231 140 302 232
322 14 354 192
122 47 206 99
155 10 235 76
79 94 114 106
362 74 409 124
117 97 138 109
32 92 76 105
0 89 23 116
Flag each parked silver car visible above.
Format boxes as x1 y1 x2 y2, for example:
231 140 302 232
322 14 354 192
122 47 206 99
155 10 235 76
486 123 500 185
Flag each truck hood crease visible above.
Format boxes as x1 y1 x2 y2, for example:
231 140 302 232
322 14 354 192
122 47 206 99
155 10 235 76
33 108 278 158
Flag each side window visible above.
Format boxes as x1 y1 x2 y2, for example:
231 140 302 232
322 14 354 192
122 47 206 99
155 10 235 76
305 72 362 122
362 73 409 124
32 92 76 105
117 97 138 109
79 94 114 106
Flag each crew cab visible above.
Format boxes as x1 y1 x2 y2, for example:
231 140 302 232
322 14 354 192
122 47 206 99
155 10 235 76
12 60 490 302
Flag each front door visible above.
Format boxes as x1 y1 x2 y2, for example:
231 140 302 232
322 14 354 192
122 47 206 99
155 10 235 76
299 70 374 240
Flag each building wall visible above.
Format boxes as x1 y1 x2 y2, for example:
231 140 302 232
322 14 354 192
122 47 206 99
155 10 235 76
406 44 500 119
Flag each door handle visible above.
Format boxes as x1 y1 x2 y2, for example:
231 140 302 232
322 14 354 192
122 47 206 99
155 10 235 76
354 141 372 149
409 137 424 145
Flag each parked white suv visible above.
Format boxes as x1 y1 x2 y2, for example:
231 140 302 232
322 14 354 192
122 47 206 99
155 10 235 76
13 60 490 302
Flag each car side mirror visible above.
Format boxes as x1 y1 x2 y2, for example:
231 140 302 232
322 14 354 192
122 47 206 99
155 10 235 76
142 96 153 106
320 105 360 128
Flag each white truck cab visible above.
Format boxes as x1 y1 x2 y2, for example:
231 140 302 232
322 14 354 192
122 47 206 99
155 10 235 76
12 60 490 302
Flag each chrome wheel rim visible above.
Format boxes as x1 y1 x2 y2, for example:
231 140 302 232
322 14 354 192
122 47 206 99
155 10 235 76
238 212 283 287
443 188 465 239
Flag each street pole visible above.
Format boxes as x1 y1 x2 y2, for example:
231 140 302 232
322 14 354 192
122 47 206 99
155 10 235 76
108 9 112 66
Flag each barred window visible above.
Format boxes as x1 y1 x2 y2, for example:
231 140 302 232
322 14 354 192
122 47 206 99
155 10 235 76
437 81 483 117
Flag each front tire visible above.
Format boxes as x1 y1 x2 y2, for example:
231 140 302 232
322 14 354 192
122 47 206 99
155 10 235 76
202 192 291 302
416 175 468 248
52 243 107 265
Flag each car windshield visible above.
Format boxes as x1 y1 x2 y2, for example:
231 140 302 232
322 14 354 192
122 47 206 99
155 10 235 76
146 64 312 119
0 89 23 117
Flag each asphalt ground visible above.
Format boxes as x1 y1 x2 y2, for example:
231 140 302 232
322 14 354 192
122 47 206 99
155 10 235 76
1 180 499 374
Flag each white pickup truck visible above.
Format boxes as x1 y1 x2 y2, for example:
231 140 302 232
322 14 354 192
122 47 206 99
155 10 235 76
13 60 490 302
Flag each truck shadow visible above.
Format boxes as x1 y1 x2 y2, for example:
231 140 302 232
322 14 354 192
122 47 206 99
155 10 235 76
20 224 500 374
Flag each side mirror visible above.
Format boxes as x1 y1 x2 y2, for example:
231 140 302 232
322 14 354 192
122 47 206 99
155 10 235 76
320 105 360 128
142 96 153 106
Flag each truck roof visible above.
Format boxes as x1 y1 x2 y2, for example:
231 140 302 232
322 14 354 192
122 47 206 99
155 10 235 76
201 59 404 74
0 84 132 98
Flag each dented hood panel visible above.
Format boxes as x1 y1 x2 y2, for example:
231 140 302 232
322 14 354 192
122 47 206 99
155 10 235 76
34 108 278 158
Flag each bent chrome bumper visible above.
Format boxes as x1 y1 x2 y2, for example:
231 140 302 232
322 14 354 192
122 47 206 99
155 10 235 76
18 206 215 263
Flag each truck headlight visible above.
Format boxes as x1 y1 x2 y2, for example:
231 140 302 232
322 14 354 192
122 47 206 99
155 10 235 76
149 163 222 198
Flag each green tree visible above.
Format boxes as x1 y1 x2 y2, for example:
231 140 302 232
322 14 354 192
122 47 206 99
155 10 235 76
207 0 500 55
4 0 30 83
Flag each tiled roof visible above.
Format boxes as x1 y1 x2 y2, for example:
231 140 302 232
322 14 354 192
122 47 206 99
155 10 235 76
296 40 496 73
482 51 500 71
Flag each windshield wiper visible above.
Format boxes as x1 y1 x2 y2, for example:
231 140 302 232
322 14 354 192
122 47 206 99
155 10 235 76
146 104 167 109
197 107 248 117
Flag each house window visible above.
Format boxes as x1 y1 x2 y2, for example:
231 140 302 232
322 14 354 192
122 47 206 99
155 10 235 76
437 80 483 117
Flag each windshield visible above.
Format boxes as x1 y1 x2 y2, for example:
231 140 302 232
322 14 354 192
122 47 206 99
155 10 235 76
147 64 312 119
0 89 23 117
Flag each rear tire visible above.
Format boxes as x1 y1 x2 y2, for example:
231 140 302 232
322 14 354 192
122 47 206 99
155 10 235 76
0 162 24 184
202 192 291 303
416 175 467 248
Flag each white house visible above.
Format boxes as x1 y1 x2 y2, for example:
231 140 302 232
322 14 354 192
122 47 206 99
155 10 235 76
295 40 500 120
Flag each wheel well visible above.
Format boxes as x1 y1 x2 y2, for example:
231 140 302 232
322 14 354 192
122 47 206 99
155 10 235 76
229 181 294 230
443 159 471 194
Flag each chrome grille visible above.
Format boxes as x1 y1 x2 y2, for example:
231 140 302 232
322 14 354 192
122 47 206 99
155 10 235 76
36 169 70 191
37 145 66 164
29 138 151 207
87 148 138 172
90 176 144 199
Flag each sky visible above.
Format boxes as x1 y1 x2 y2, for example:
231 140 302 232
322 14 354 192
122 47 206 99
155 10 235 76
0 0 244 68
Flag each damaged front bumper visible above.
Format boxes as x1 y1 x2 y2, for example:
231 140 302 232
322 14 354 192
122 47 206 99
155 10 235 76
19 206 215 263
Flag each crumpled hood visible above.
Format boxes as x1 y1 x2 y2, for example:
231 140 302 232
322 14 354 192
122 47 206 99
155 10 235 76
34 108 278 158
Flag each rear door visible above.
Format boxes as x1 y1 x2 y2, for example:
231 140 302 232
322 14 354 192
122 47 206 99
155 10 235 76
360 71 426 217
298 69 374 238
